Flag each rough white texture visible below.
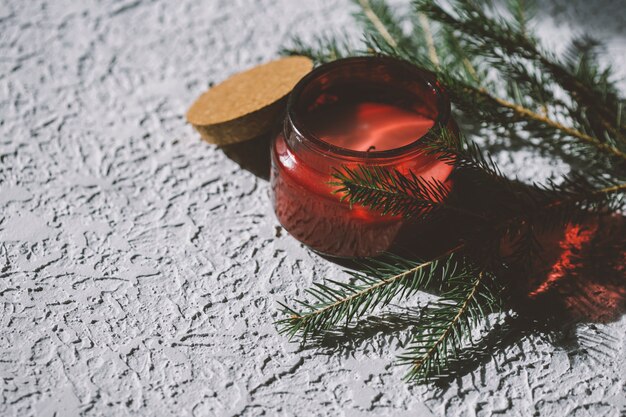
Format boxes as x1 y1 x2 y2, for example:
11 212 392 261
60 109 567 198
0 0 625 416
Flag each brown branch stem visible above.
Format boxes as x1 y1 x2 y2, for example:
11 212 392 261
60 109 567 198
358 0 398 48
417 12 440 68
471 86 626 162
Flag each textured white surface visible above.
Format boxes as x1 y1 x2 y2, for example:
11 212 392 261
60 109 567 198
1 0 625 416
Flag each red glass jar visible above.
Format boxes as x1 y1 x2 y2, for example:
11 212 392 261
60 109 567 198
271 57 455 258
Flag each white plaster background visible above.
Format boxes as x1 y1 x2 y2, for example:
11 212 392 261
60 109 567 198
1 0 625 416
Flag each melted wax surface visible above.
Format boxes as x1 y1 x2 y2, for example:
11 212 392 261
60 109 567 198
307 102 434 152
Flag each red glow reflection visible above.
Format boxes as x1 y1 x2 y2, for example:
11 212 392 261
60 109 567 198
522 217 626 323
310 102 435 152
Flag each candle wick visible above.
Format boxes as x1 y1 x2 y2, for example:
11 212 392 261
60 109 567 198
367 146 376 152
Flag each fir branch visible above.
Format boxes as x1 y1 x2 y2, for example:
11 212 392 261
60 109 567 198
277 246 464 340
417 11 439 67
440 28 481 84
413 0 540 61
536 177 626 220
562 36 626 143
429 72 626 162
353 0 401 49
399 270 501 381
473 86 626 161
508 0 534 39
421 126 503 177
413 0 626 162
331 165 486 220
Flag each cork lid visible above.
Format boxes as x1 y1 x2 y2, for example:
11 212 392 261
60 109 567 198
186 56 314 145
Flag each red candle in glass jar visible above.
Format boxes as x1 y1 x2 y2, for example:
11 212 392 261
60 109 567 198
271 57 455 257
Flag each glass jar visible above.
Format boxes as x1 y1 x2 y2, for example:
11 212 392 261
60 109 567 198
270 56 455 258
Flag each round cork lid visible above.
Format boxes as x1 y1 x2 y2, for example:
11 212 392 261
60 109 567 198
186 56 314 145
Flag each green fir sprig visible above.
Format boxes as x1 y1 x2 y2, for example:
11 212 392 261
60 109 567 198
400 269 501 382
277 249 464 340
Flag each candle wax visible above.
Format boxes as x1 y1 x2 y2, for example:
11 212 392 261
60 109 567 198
307 102 435 152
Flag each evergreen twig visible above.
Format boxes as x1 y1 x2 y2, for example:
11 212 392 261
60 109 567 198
400 269 501 382
277 247 464 340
